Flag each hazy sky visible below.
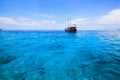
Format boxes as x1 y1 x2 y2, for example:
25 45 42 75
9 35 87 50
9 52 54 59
0 0 120 30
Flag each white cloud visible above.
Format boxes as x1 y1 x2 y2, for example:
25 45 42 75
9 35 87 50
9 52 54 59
70 18 87 25
41 20 56 24
18 17 32 21
0 16 56 27
67 18 87 25
0 17 18 25
17 17 41 27
98 9 120 24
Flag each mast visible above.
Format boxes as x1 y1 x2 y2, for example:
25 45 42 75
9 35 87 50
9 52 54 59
70 18 71 27
66 17 73 27
67 18 69 27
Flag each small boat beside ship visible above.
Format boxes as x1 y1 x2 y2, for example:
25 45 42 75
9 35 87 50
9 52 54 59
65 18 77 33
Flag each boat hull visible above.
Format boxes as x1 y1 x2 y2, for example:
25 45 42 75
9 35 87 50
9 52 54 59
65 27 77 33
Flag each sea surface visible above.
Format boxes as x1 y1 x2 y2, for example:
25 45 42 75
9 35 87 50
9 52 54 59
0 30 120 80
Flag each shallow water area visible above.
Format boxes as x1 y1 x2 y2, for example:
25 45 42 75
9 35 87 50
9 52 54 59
0 30 120 80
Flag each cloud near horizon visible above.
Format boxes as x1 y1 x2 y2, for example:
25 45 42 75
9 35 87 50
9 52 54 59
98 9 120 25
66 18 87 27
0 16 87 30
0 16 56 27
71 18 87 25
0 17 18 25
0 9 120 30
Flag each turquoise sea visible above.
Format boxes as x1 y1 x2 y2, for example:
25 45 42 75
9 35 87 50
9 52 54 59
0 30 120 80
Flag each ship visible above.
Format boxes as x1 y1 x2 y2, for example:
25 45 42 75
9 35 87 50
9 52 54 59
65 18 77 33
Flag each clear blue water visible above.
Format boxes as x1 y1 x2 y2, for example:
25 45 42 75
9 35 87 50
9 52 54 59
0 30 120 80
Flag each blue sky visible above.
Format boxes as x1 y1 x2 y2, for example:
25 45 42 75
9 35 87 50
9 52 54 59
0 0 120 30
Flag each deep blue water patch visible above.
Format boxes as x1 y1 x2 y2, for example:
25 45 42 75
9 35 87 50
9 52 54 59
0 30 120 80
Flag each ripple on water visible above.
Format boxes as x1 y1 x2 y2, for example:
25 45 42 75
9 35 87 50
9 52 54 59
0 31 120 80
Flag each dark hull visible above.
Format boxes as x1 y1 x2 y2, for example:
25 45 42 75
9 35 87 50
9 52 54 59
65 29 76 33
65 27 77 33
